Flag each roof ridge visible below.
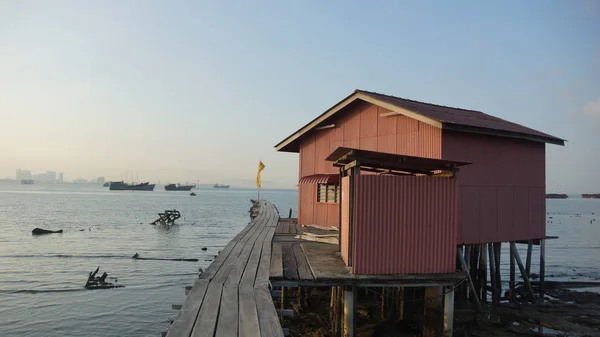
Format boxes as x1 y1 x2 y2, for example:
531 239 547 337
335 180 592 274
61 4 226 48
355 89 485 114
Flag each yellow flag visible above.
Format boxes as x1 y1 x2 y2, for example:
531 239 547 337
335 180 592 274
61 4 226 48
256 161 265 189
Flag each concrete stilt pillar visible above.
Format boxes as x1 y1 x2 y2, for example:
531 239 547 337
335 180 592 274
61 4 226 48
343 287 354 337
443 287 455 337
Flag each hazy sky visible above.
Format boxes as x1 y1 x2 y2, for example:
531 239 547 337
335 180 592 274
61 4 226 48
1 1 598 190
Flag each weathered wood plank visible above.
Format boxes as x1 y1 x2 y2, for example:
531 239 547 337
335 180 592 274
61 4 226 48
283 222 290 234
255 287 285 337
275 223 284 234
293 244 313 280
201 209 266 281
166 279 210 337
281 244 298 280
191 282 224 337
221 225 264 285
215 285 238 337
240 227 270 286
255 227 276 287
212 216 265 284
295 223 302 235
239 286 260 337
270 243 283 279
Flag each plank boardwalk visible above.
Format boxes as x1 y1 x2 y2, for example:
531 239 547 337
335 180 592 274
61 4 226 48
166 201 283 337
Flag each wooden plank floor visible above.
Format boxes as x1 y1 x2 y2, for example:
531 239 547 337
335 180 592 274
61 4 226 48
166 201 283 337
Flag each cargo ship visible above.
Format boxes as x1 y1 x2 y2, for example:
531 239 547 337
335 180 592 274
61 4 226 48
546 193 568 199
109 181 155 191
582 194 600 199
213 183 230 189
164 183 195 191
21 179 34 185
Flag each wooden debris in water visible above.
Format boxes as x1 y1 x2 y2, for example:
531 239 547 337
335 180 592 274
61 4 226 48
84 266 124 290
151 209 181 226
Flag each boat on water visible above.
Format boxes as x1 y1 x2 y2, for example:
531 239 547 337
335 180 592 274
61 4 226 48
546 193 568 199
213 183 230 189
109 181 155 191
103 182 109 187
21 179 34 185
582 194 600 199
165 183 195 191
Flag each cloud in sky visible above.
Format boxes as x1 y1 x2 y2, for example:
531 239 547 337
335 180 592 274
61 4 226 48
583 98 600 119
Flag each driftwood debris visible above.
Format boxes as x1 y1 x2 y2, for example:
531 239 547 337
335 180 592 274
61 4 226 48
132 253 198 262
151 209 181 226
84 266 124 290
32 228 63 235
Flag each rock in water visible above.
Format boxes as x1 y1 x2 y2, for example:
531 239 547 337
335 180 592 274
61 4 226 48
32 228 63 235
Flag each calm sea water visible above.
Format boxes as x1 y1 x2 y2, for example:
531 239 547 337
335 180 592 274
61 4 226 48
0 185 598 336
0 183 297 337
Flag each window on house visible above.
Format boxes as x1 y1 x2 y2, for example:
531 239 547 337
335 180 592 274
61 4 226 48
317 183 340 203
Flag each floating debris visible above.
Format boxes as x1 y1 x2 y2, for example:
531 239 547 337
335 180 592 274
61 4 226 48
84 267 124 290
151 209 181 226
132 253 198 262
32 228 63 235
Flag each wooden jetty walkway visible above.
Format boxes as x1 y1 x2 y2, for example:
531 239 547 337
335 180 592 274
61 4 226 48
166 201 282 337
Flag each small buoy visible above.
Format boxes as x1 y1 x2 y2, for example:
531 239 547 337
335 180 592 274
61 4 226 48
190 192 196 196
201 247 207 251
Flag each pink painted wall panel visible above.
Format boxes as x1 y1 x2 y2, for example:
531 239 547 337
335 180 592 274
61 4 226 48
377 134 396 153
314 203 328 227
459 186 481 244
496 187 515 242
528 187 545 238
512 187 530 239
359 104 379 138
298 184 315 226
351 175 457 275
443 130 546 244
326 203 339 228
341 176 350 265
377 107 397 135
359 136 378 150
478 187 499 243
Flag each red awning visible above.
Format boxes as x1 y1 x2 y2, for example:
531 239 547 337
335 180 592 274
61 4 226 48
298 174 339 184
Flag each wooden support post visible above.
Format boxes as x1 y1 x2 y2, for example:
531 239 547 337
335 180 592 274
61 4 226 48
330 287 336 323
488 243 498 306
335 286 343 337
381 287 386 319
540 239 546 301
424 287 443 337
479 244 487 303
288 208 292 218
443 286 455 337
526 240 533 277
471 245 480 297
281 287 287 309
510 242 536 303
494 242 502 302
399 287 405 321
343 287 355 337
457 248 482 314
509 241 516 302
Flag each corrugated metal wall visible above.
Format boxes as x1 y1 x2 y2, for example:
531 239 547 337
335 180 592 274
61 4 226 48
298 100 442 229
350 175 457 275
442 131 546 244
340 176 350 265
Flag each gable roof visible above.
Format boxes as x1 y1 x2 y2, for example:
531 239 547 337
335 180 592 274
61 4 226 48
275 89 566 152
